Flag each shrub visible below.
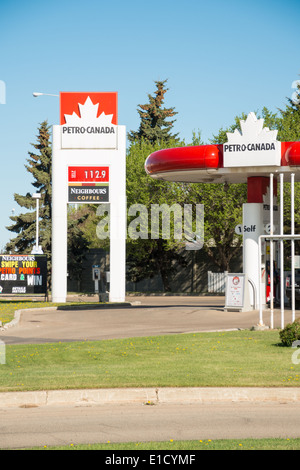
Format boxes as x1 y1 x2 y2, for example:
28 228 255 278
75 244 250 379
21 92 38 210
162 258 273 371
279 318 300 347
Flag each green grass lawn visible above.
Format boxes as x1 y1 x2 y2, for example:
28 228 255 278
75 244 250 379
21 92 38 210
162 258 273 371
0 300 105 325
35 437 300 451
0 329 299 392
0 300 55 325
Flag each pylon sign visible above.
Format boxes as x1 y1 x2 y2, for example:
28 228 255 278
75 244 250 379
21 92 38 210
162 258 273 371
52 92 126 303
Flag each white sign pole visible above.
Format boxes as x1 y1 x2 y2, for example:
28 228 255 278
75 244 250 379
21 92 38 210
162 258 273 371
280 173 284 329
270 173 274 329
109 127 126 302
242 203 264 308
291 173 295 322
52 126 68 302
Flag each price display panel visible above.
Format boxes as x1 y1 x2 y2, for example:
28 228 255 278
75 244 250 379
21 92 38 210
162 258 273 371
68 166 109 203
68 166 109 183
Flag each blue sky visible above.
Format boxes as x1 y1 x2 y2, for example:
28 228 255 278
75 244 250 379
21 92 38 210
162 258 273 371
0 0 299 249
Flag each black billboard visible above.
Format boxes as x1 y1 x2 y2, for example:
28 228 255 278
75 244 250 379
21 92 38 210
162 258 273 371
0 254 47 295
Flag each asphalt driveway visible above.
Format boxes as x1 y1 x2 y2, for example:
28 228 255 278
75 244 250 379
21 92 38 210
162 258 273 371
0 295 294 345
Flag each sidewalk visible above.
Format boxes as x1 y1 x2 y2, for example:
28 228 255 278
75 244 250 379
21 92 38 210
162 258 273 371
2 387 300 408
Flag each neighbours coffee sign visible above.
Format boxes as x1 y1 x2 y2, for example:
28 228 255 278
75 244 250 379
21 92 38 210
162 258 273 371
0 254 47 295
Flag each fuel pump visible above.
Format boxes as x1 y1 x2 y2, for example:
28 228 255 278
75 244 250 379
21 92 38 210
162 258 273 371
92 265 109 302
260 238 267 308
92 265 101 293
266 242 280 305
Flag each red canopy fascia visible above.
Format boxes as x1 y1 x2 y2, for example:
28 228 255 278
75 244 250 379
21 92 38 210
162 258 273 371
145 141 300 183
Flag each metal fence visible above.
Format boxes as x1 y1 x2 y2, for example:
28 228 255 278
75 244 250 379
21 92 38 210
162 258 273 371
208 271 227 293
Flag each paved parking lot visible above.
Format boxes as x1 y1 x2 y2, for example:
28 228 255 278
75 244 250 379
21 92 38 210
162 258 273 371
0 295 295 345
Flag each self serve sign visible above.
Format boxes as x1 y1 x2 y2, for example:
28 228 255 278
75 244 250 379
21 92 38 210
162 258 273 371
235 224 257 234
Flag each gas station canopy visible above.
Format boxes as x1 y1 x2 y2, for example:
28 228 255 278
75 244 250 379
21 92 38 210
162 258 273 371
145 113 300 184
145 141 300 184
144 112 300 327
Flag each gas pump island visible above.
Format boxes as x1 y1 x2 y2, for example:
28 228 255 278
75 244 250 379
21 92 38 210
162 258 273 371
145 112 300 327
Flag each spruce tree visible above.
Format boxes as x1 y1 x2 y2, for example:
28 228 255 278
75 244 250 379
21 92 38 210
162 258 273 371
5 121 90 290
6 121 52 255
128 80 179 144
278 81 300 142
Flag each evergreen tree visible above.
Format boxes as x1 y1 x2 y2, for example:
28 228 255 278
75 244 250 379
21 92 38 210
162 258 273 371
128 80 179 144
5 121 90 290
278 81 300 142
67 207 90 291
6 121 52 255
277 81 300 234
126 80 183 290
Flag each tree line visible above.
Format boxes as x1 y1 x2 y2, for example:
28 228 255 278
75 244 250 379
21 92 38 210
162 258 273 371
5 79 300 292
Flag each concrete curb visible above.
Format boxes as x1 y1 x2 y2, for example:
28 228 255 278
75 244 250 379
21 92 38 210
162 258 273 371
1 387 300 408
1 308 56 330
1 308 26 329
